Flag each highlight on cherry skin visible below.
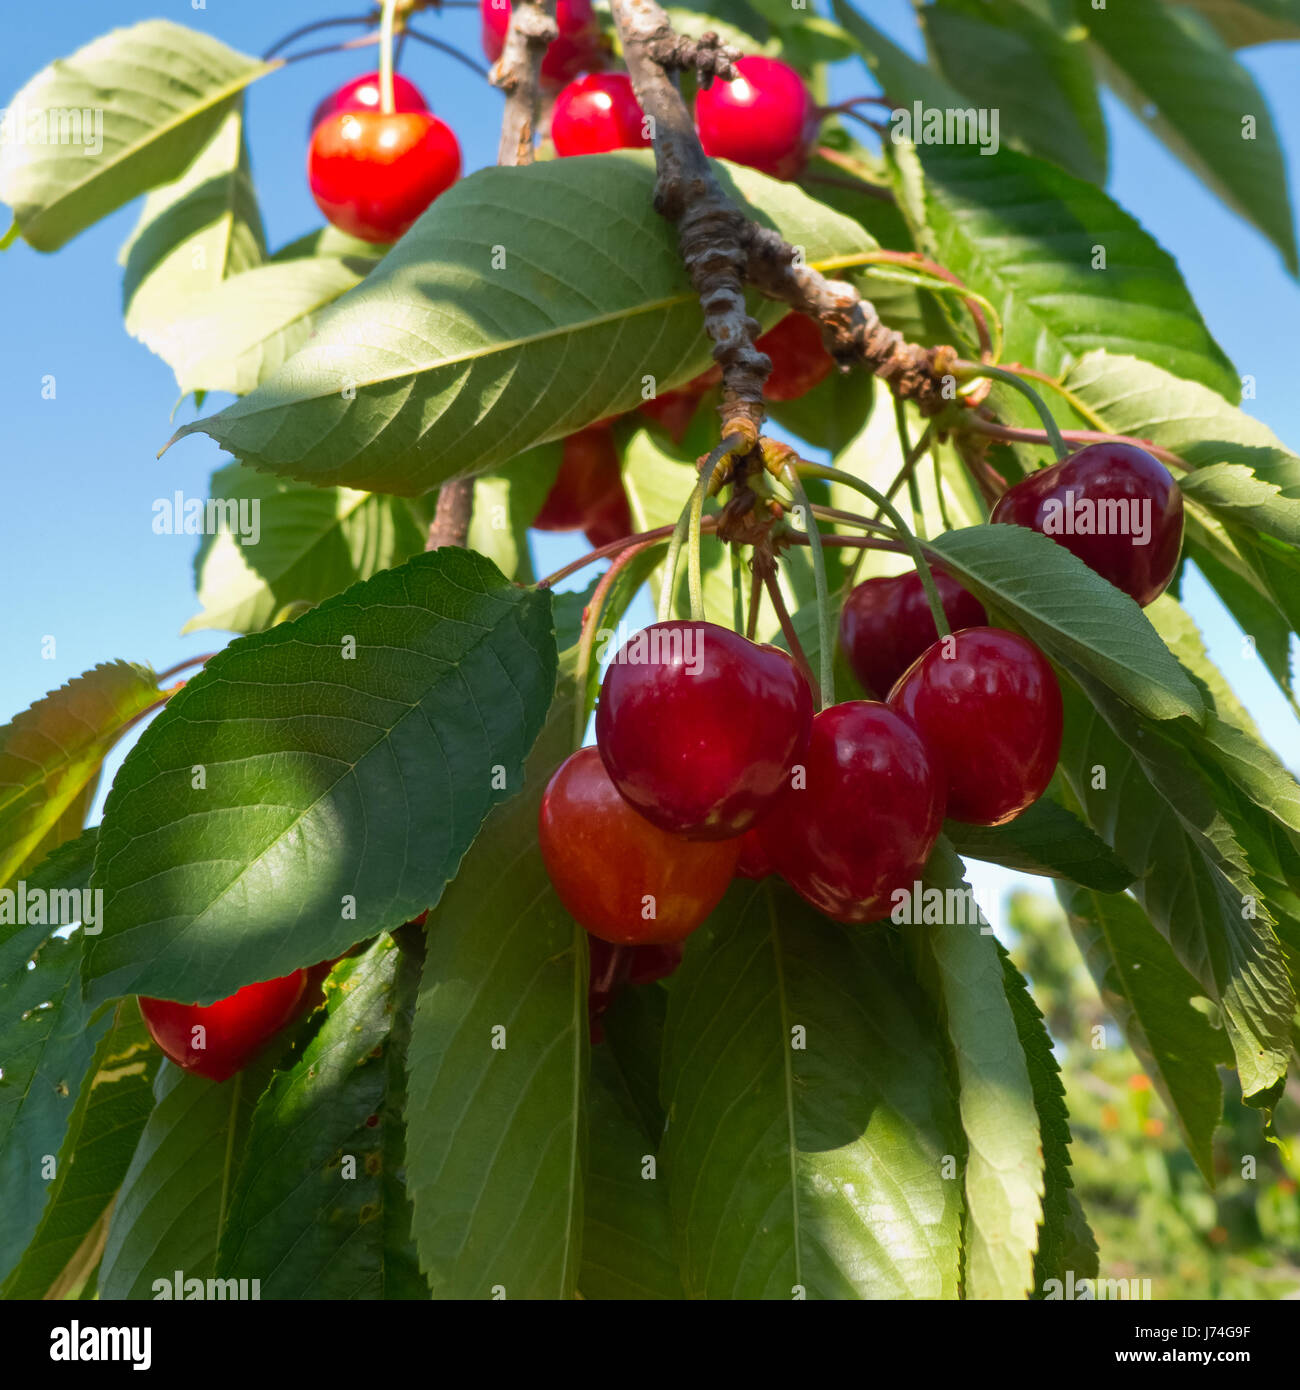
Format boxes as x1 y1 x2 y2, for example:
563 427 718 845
888 626 1064 828
595 619 813 840
538 745 741 945
991 441 1184 607
138 971 311 1083
310 70 428 135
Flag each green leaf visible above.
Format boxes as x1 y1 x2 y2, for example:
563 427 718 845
1080 0 1298 273
154 249 380 399
184 462 431 635
927 523 1205 722
579 1046 683 1300
1057 669 1294 1104
217 936 428 1298
946 795 1136 893
0 832 110 1285
1056 884 1227 1181
1177 462 1300 549
120 102 265 373
3 997 160 1299
831 0 970 112
97 1053 275 1299
600 981 669 1144
467 443 564 584
0 20 272 251
922 0 1107 183
999 948 1088 1295
0 661 160 888
1170 0 1300 46
893 140 1238 397
907 843 1043 1300
767 361 874 454
84 549 558 1007
662 878 964 1299
403 664 586 1300
170 153 876 495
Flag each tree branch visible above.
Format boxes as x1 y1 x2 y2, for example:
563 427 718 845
608 0 960 424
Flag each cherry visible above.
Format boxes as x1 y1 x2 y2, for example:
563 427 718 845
840 568 988 698
625 942 683 986
637 365 721 443
735 828 773 880
585 937 682 1043
595 620 813 840
139 972 308 1083
695 56 818 180
480 0 606 88
758 702 944 924
533 427 630 548
755 313 834 401
552 73 649 156
538 747 739 944
888 627 1063 827
310 71 427 135
990 442 1184 607
308 110 461 244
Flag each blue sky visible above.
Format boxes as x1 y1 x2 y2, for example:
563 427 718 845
2 0 1297 900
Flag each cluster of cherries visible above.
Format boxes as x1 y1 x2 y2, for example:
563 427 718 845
539 439 1184 1029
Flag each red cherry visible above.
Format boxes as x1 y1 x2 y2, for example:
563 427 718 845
538 747 740 944
888 627 1063 827
308 110 461 244
552 73 649 155
310 71 427 135
990 442 1184 607
695 56 818 180
582 485 633 549
480 0 606 87
735 828 773 879
139 972 308 1083
754 313 834 401
625 942 683 986
533 427 627 536
587 936 634 1039
840 568 988 697
595 621 814 840
758 702 944 924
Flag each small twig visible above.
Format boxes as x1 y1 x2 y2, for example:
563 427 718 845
404 26 492 78
963 417 1188 472
425 477 475 550
155 652 218 683
491 0 557 166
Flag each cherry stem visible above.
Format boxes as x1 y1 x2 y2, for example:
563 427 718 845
782 465 834 707
262 15 374 61
955 362 1069 461
963 417 1187 472
658 495 695 624
687 468 708 623
863 251 995 360
573 537 664 749
379 0 401 112
759 560 820 707
746 565 761 642
730 545 746 635
155 652 218 683
275 31 383 65
805 503 897 536
535 518 715 590
404 26 493 78
845 421 933 589
796 461 951 640
894 395 926 541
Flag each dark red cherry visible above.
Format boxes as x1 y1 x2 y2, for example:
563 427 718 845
758 702 945 924
888 626 1063 827
735 828 773 879
695 56 818 180
539 747 740 944
534 426 626 534
595 621 814 839
637 364 721 442
139 972 308 1083
308 110 461 243
990 442 1183 607
626 942 683 985
310 71 427 135
582 484 633 549
840 568 988 697
552 73 649 155
755 313 834 401
480 0 606 87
